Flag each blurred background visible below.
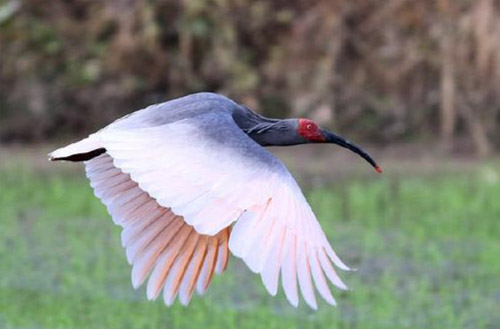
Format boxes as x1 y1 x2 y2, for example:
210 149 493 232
1 1 499 328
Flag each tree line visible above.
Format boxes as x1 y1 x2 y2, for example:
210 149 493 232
0 0 499 155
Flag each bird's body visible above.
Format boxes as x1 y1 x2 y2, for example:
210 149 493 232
50 92 380 309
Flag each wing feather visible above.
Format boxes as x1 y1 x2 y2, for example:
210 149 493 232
85 154 230 305
121 208 170 247
163 230 199 305
318 249 348 290
178 236 208 305
309 247 336 305
297 240 317 310
196 237 218 295
260 225 286 296
131 217 180 288
149 225 192 301
125 215 171 264
215 228 230 274
281 231 299 307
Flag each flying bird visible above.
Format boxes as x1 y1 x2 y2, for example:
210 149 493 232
49 92 381 309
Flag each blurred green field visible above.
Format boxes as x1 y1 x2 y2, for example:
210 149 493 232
1 161 499 329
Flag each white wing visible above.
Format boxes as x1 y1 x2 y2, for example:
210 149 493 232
89 110 349 309
85 153 230 306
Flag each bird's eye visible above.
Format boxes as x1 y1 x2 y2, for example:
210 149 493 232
306 124 313 130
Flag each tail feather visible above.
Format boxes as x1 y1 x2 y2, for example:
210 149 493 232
49 135 105 162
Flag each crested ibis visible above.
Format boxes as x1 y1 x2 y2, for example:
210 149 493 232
49 92 381 309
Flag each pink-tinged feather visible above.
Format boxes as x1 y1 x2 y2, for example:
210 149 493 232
121 208 167 247
243 213 276 273
215 229 230 274
297 240 317 310
91 171 129 190
318 249 348 290
111 197 158 226
324 244 351 271
178 237 208 305
228 209 261 257
131 222 176 288
98 180 137 201
196 238 218 295
261 226 286 296
146 225 192 300
308 247 336 306
163 231 199 305
87 169 121 186
125 217 170 264
281 231 299 307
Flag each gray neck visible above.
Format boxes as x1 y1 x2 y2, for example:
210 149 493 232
232 106 305 146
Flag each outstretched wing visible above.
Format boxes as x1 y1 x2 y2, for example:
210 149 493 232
94 110 348 309
85 153 230 306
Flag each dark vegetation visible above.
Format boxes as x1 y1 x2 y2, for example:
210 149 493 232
1 0 500 155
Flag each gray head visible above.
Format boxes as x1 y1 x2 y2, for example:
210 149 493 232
234 107 382 173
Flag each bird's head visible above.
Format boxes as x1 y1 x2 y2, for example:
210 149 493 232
297 118 382 173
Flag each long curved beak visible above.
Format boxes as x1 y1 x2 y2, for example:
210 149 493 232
320 129 382 173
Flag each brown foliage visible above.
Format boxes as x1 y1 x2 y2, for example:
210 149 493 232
0 0 499 154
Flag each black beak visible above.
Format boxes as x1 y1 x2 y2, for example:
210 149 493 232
321 129 382 173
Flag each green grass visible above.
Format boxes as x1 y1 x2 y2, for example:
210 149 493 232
1 163 499 328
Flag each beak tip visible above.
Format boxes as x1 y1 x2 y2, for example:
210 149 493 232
375 165 383 174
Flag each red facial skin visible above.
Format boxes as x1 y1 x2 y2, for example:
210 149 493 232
298 118 325 142
298 118 383 173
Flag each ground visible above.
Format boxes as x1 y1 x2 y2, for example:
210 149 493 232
0 145 499 329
